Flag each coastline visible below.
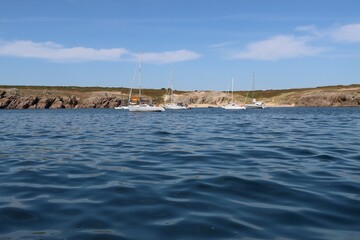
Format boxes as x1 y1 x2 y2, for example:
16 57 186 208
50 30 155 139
1 84 359 109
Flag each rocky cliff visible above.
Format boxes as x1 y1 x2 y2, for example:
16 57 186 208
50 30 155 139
175 91 232 106
294 91 360 106
0 88 129 109
267 87 360 107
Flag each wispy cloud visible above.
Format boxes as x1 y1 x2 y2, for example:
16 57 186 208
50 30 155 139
208 41 237 48
296 23 360 43
0 40 128 62
0 40 200 63
229 23 360 61
139 50 200 64
230 35 325 61
295 25 321 36
330 23 360 43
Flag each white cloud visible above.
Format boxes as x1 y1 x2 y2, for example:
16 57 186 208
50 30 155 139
0 40 200 63
228 22 360 61
208 41 237 48
330 23 360 43
137 50 200 64
231 35 325 60
295 25 320 36
296 23 360 44
0 40 128 62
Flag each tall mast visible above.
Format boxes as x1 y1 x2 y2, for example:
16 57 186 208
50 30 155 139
231 77 234 103
138 53 142 101
252 71 255 99
128 61 138 104
170 67 174 104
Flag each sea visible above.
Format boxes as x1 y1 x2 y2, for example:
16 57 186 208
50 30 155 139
0 107 359 240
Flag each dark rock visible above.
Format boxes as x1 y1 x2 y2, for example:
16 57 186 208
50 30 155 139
37 97 55 109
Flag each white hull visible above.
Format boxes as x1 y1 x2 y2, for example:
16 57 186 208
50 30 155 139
128 104 165 112
222 104 246 110
245 103 265 109
164 104 189 110
115 106 129 110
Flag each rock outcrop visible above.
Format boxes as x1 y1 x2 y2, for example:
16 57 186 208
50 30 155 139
176 91 234 106
0 88 127 109
294 91 360 107
77 96 124 108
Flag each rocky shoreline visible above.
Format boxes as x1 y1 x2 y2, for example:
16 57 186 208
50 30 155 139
1 85 359 109
0 88 128 109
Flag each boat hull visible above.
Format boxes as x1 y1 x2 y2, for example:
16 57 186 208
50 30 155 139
128 105 165 112
245 104 265 109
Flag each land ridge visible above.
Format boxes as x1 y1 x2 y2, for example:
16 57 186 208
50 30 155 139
0 84 359 109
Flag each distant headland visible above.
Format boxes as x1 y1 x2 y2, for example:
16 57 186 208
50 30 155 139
1 84 359 109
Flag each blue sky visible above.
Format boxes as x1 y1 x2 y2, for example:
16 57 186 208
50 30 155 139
0 0 359 91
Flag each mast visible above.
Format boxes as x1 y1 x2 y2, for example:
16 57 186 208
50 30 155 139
231 77 234 104
166 66 175 105
252 71 255 99
138 53 142 102
128 61 137 104
170 67 174 105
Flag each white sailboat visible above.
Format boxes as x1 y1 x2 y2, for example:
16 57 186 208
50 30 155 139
245 72 265 109
164 68 189 110
128 55 165 112
222 77 246 110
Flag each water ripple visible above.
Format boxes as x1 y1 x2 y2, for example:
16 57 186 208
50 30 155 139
0 107 359 239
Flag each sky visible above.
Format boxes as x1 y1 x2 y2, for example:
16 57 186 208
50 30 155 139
0 0 359 91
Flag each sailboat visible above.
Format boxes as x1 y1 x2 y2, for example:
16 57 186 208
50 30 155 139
128 54 165 112
245 72 265 109
222 77 246 110
164 68 189 110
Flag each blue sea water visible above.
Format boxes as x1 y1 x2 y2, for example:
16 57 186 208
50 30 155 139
0 107 359 240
